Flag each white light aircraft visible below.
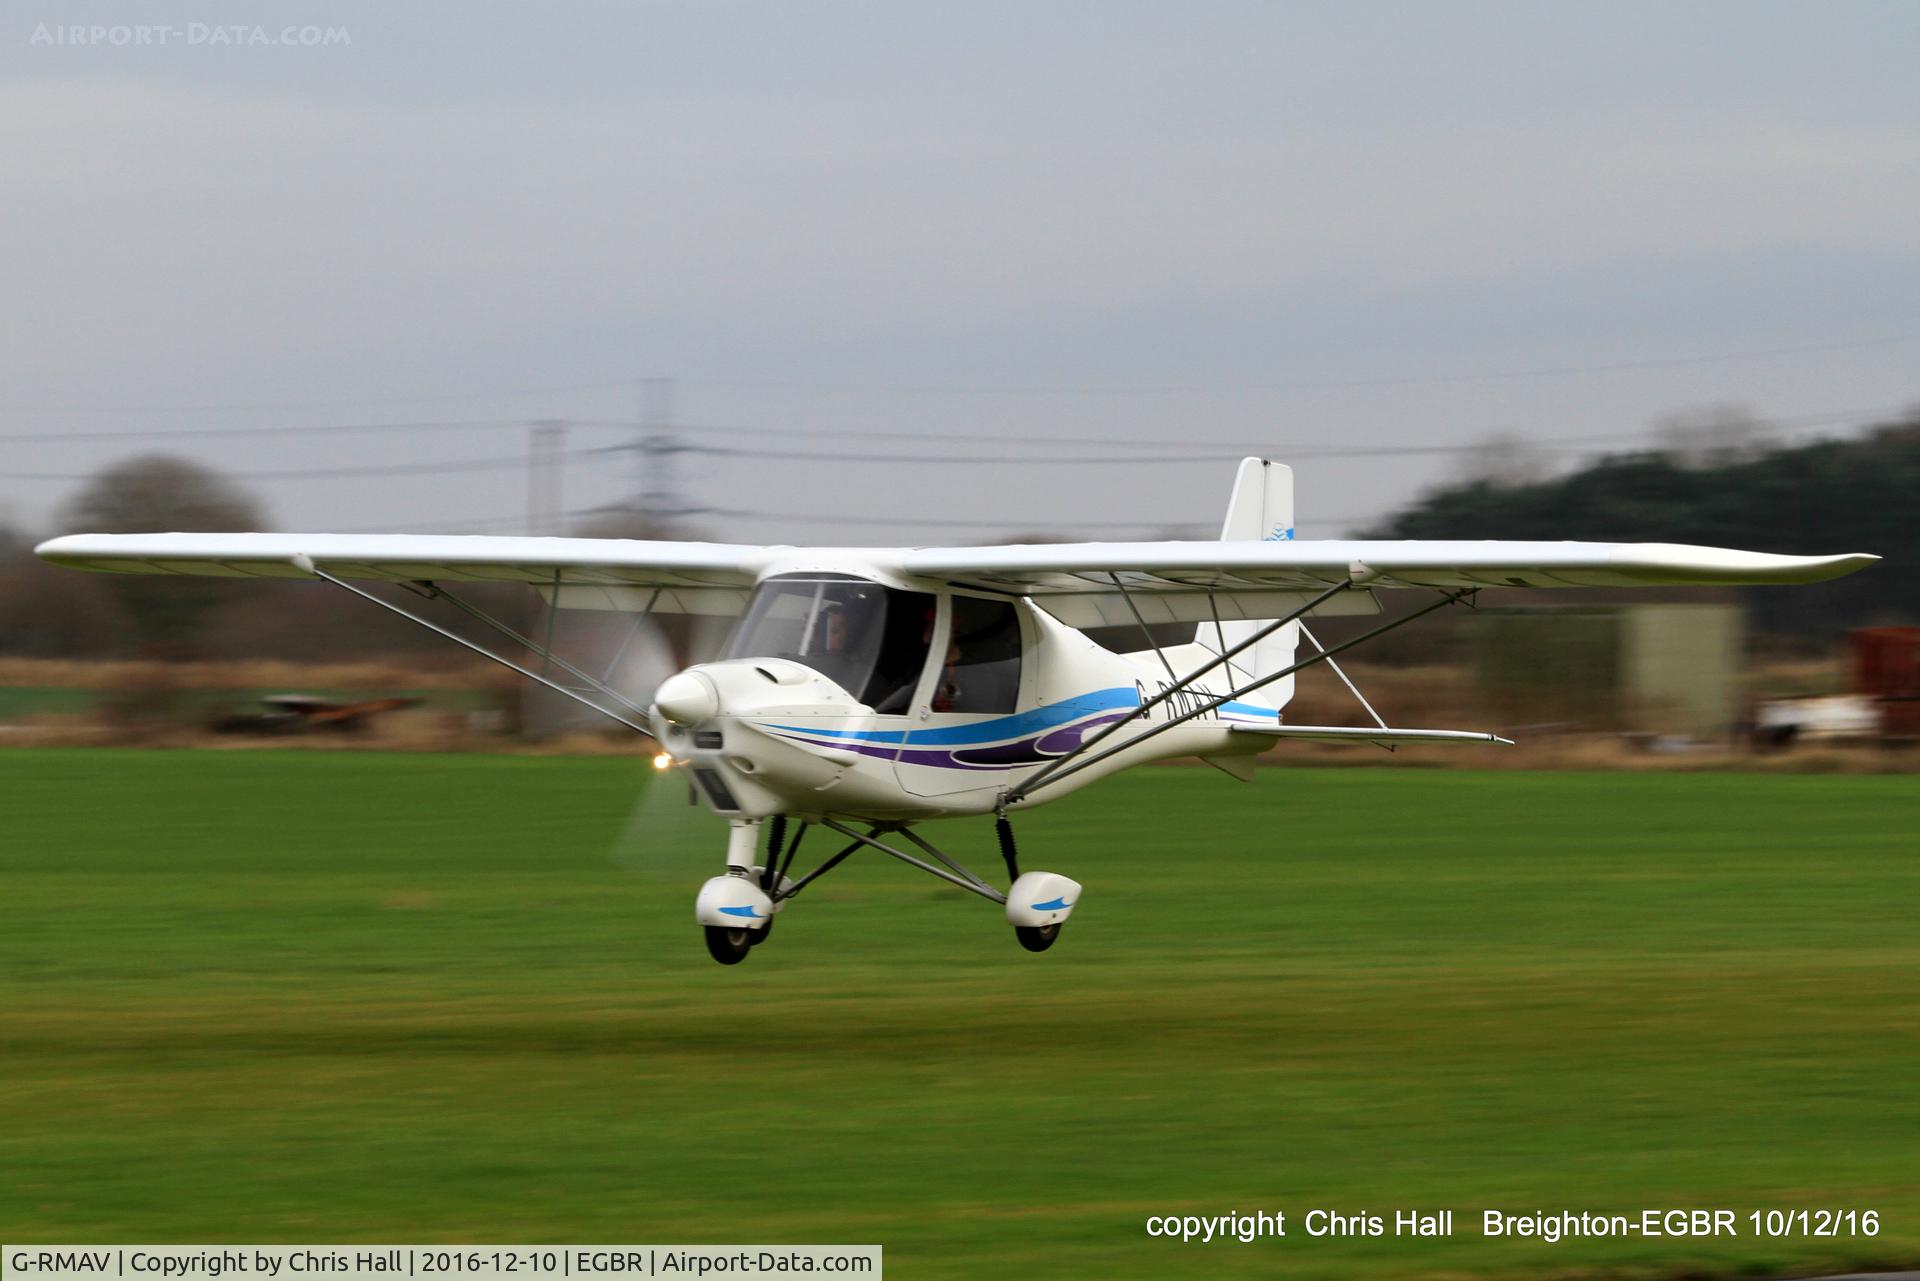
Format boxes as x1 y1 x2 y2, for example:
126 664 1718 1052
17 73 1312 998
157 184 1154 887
38 459 1877 964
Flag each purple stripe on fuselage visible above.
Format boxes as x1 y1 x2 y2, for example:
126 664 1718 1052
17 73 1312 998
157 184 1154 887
767 709 1139 772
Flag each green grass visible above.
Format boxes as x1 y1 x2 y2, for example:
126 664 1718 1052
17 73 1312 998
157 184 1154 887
2 750 1916 1280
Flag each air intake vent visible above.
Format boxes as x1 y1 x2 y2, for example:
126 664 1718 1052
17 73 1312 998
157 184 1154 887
693 731 724 749
690 768 740 813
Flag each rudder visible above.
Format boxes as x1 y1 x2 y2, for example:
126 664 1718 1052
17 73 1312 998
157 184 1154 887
1200 458 1298 710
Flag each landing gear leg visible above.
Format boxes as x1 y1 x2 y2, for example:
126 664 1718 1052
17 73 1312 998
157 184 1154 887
996 814 1021 881
750 817 791 947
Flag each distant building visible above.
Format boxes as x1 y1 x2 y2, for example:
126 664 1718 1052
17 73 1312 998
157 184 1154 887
1472 604 1742 740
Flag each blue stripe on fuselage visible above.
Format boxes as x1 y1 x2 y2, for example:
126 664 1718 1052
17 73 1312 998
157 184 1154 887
765 687 1141 747
764 686 1278 748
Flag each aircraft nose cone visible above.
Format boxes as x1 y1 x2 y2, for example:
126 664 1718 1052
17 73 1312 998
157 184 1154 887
653 671 720 727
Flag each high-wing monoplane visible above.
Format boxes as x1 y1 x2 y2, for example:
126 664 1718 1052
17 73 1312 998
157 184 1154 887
39 459 1877 963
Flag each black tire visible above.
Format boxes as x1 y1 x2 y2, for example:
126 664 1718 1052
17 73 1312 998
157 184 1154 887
1015 924 1060 953
747 916 775 946
704 926 754 965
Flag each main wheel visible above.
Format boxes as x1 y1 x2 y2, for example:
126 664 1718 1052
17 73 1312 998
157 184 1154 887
747 916 775 946
1015 924 1060 953
704 925 754 965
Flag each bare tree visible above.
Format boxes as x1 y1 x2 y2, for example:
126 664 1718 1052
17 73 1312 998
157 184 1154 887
58 454 268 654
64 453 264 535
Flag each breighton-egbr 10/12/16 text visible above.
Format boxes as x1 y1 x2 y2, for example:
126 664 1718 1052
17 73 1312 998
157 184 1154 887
1143 1208 1883 1244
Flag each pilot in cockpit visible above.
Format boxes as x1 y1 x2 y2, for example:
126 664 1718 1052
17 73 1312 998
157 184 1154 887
807 592 875 691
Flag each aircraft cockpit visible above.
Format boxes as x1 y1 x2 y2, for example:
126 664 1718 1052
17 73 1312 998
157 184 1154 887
726 574 934 713
726 573 1024 715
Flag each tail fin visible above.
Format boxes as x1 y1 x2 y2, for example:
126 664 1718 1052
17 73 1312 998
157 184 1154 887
1219 457 1295 545
1198 458 1298 710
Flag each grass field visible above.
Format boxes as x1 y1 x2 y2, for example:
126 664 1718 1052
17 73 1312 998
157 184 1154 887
3 750 1916 1279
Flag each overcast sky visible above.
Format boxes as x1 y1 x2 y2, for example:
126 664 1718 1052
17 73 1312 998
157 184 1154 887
3 1 1918 544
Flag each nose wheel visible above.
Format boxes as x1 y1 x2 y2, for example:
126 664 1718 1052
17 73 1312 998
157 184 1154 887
694 819 805 965
704 925 755 965
1015 923 1060 952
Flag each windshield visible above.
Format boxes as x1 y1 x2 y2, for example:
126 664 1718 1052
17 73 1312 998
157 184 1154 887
727 576 935 713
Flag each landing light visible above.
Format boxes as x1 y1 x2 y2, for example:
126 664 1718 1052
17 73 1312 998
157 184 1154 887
652 752 675 771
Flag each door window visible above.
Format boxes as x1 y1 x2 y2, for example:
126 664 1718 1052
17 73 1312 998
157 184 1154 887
936 596 1023 713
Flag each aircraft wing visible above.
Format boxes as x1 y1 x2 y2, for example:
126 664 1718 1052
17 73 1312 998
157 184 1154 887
37 532 1881 599
35 532 768 614
897 539 1879 594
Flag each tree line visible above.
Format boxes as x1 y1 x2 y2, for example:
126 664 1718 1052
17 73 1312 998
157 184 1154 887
1367 414 1919 637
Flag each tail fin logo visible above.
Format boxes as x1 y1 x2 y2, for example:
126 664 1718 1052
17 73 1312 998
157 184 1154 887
1266 525 1295 541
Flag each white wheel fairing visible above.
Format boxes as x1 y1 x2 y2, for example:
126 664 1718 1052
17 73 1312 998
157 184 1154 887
1006 872 1083 929
695 875 775 930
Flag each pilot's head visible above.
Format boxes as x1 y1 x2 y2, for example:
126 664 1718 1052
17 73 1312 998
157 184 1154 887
822 601 850 651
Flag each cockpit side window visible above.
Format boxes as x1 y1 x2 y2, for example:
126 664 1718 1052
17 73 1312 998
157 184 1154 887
938 595 1023 714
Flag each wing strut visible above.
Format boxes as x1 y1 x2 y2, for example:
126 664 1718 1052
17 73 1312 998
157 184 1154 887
1004 587 1475 805
600 591 664 683
1110 572 1180 683
295 557 656 735
1009 577 1356 802
424 578 657 722
1300 621 1389 732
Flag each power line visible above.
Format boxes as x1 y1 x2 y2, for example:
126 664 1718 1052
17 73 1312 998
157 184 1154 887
625 444 1255 466
0 418 532 444
4 399 1901 454
709 508 1369 532
0 383 647 416
0 448 614 483
700 507 1214 532
620 406 1894 467
675 333 1920 397
326 505 1244 537
1 409 1896 484
5 332 1917 414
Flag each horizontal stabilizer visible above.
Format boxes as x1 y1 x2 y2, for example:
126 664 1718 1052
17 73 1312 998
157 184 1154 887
1231 724 1513 747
